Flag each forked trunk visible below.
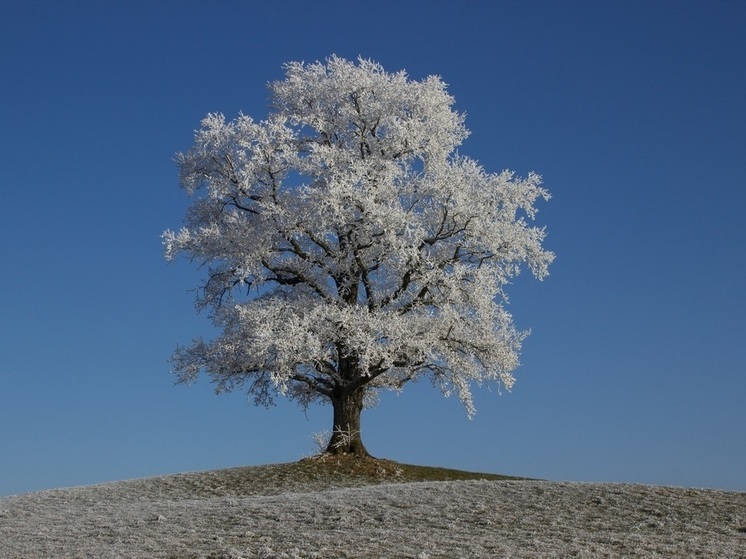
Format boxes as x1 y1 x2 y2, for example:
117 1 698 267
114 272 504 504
325 386 370 456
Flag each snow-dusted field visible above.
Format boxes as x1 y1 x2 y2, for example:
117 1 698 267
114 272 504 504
1 464 744 558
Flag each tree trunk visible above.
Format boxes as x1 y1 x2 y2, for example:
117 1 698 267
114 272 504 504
325 386 370 456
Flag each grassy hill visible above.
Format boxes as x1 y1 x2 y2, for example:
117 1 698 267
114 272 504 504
131 454 525 499
1 456 744 558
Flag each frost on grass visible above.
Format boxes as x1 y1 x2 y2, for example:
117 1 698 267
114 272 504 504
1 466 744 558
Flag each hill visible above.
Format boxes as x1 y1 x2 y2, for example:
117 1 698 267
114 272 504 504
1 456 744 558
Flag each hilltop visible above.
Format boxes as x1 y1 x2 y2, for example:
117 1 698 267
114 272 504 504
1 456 744 558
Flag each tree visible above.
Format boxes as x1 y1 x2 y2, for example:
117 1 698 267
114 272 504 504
163 56 553 456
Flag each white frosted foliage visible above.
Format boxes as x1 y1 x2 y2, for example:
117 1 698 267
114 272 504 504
164 56 553 420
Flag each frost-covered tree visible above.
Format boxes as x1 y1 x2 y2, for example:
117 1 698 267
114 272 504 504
163 56 553 456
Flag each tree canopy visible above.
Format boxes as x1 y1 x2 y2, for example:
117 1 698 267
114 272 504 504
163 56 553 454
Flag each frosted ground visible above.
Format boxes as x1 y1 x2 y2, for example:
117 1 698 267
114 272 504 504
1 460 744 558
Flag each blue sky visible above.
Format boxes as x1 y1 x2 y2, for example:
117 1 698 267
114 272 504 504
2 0 744 496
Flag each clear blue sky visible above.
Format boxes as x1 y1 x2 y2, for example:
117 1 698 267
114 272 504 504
2 0 744 497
